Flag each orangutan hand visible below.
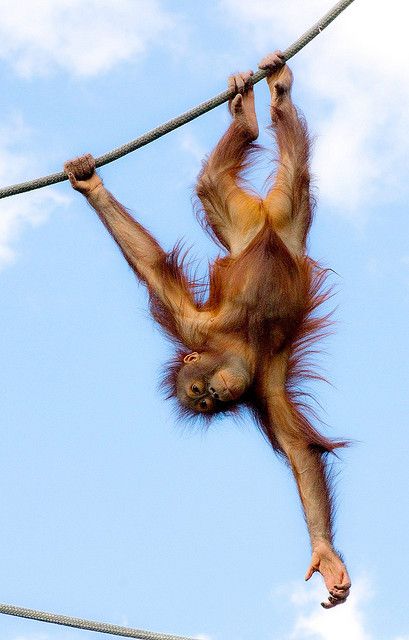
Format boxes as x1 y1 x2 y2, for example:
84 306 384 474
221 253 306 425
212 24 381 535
305 542 351 608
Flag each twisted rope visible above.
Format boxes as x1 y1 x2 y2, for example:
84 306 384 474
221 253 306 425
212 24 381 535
0 0 356 201
0 603 198 640
0 0 357 636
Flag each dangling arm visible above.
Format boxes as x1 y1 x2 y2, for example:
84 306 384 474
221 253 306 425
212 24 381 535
64 154 210 345
260 356 351 609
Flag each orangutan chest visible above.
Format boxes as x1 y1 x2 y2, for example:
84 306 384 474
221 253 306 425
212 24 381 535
211 241 306 324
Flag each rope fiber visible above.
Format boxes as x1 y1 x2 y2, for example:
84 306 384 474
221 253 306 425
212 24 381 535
0 603 199 640
0 0 356 200
0 0 357 637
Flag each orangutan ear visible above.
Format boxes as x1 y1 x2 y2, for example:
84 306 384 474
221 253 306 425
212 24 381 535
183 352 201 364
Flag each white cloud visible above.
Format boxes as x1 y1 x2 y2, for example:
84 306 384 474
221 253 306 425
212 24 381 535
288 577 371 640
0 115 68 270
180 131 207 166
0 0 181 77
273 575 408 640
218 0 409 216
178 130 208 184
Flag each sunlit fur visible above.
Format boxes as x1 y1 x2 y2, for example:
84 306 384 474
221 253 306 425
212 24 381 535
157 243 345 455
150 106 346 455
64 59 352 606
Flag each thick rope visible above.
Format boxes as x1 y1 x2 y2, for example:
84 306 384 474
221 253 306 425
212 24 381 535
0 0 356 200
0 0 356 635
0 603 198 640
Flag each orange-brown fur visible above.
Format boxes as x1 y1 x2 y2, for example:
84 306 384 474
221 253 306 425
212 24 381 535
64 56 351 608
156 78 344 454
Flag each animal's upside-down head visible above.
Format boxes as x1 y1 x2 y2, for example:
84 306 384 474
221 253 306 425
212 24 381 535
163 350 253 418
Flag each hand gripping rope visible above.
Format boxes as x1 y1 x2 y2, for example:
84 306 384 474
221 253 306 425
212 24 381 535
0 0 356 637
0 0 356 201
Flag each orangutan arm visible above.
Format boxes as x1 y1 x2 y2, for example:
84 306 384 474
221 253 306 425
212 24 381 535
261 355 351 609
64 154 210 345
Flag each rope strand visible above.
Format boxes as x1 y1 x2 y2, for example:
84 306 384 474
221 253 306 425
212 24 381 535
0 603 199 640
0 0 356 200
0 1 357 637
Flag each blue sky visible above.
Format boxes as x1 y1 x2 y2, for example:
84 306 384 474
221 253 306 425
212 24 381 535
0 1 408 639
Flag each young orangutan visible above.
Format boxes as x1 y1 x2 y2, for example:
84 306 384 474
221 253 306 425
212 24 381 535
64 52 351 608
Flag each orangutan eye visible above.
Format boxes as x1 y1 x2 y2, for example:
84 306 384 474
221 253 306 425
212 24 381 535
197 397 215 412
187 380 206 399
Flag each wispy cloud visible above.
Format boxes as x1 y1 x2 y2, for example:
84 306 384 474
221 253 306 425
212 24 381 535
219 0 409 216
180 131 207 166
178 130 208 184
273 575 407 640
287 577 371 640
0 115 68 270
0 0 182 77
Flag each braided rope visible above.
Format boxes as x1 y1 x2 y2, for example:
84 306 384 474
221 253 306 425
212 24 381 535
0 603 198 640
0 0 357 636
0 0 356 200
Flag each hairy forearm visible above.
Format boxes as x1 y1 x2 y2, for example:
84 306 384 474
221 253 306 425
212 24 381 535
85 184 204 345
263 357 349 607
266 391 334 548
64 155 164 280
196 120 257 233
287 444 334 547
204 119 255 177
86 185 165 281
